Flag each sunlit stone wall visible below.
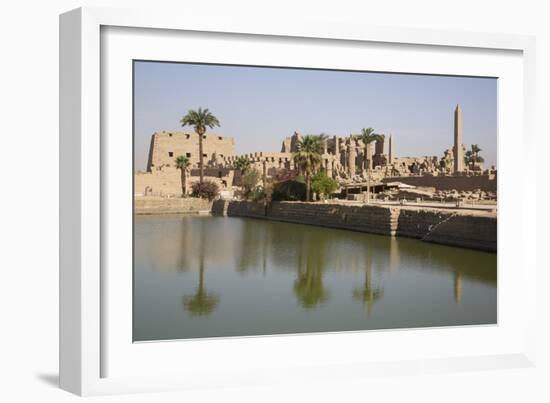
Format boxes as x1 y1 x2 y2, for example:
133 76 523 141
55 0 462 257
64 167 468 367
218 200 496 252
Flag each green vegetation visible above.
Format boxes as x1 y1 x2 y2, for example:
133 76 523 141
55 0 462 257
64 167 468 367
233 156 251 173
292 134 326 201
175 155 191 197
240 168 261 199
354 127 382 202
249 186 270 203
272 179 307 201
311 171 338 200
464 144 484 169
238 168 274 202
354 127 381 171
180 107 220 185
191 180 220 201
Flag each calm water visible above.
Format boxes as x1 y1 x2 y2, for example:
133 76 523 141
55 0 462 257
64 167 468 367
134 215 497 341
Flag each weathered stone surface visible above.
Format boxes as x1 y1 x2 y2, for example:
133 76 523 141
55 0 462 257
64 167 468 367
221 201 496 252
147 130 235 171
134 196 212 215
381 175 497 192
454 105 464 173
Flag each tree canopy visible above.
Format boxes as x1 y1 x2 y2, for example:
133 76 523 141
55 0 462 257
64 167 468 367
180 107 220 135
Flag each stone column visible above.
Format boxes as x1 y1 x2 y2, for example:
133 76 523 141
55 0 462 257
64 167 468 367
365 142 372 171
262 160 267 188
375 136 385 155
333 136 339 156
454 105 464 173
348 143 356 177
327 158 333 178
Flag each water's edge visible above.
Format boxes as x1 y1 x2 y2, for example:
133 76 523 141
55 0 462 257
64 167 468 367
134 198 497 253
211 200 497 253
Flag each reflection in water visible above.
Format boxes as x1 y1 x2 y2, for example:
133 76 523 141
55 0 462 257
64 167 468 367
134 215 497 341
182 265 220 316
293 236 329 308
352 249 384 316
182 218 220 316
454 272 463 304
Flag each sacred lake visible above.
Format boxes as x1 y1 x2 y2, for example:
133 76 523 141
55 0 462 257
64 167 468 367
133 214 497 341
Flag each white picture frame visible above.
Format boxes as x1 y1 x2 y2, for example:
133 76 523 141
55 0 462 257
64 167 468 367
60 6 537 396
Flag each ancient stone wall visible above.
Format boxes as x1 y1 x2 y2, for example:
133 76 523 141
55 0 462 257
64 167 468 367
218 200 496 252
134 196 212 214
395 209 448 239
222 201 397 236
396 209 496 251
147 130 235 171
225 200 267 218
135 168 234 197
269 202 397 236
382 175 497 192
135 170 181 197
425 214 497 251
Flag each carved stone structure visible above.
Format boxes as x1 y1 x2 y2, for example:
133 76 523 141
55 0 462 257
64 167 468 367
388 133 394 164
135 105 489 197
453 105 464 173
147 130 235 171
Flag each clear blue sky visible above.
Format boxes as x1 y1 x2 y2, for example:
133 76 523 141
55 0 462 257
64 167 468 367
134 61 497 170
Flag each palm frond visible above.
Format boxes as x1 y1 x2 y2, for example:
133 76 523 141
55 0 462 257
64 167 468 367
175 155 191 169
180 107 221 133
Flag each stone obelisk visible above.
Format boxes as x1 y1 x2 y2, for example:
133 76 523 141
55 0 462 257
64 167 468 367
388 133 394 164
453 105 464 173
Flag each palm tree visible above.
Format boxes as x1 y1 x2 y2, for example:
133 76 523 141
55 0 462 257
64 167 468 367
471 144 482 157
354 128 380 171
354 128 382 203
464 144 484 170
293 134 326 201
180 108 220 185
175 155 191 197
464 150 473 169
471 144 484 166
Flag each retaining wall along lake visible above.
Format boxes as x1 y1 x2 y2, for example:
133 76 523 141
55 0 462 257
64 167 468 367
212 200 497 252
135 196 212 215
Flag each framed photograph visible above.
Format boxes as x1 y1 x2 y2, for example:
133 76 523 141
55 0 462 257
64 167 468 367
60 7 537 396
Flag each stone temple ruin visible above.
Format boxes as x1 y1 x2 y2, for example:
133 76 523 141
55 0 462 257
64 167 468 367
135 105 497 201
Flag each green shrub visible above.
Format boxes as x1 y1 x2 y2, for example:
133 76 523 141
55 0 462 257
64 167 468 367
241 168 261 199
191 180 220 201
233 156 251 173
272 180 307 201
250 187 267 202
311 172 338 200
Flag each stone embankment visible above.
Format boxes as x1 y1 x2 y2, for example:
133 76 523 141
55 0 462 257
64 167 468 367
212 200 496 252
381 175 497 192
135 196 212 215
269 202 397 236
